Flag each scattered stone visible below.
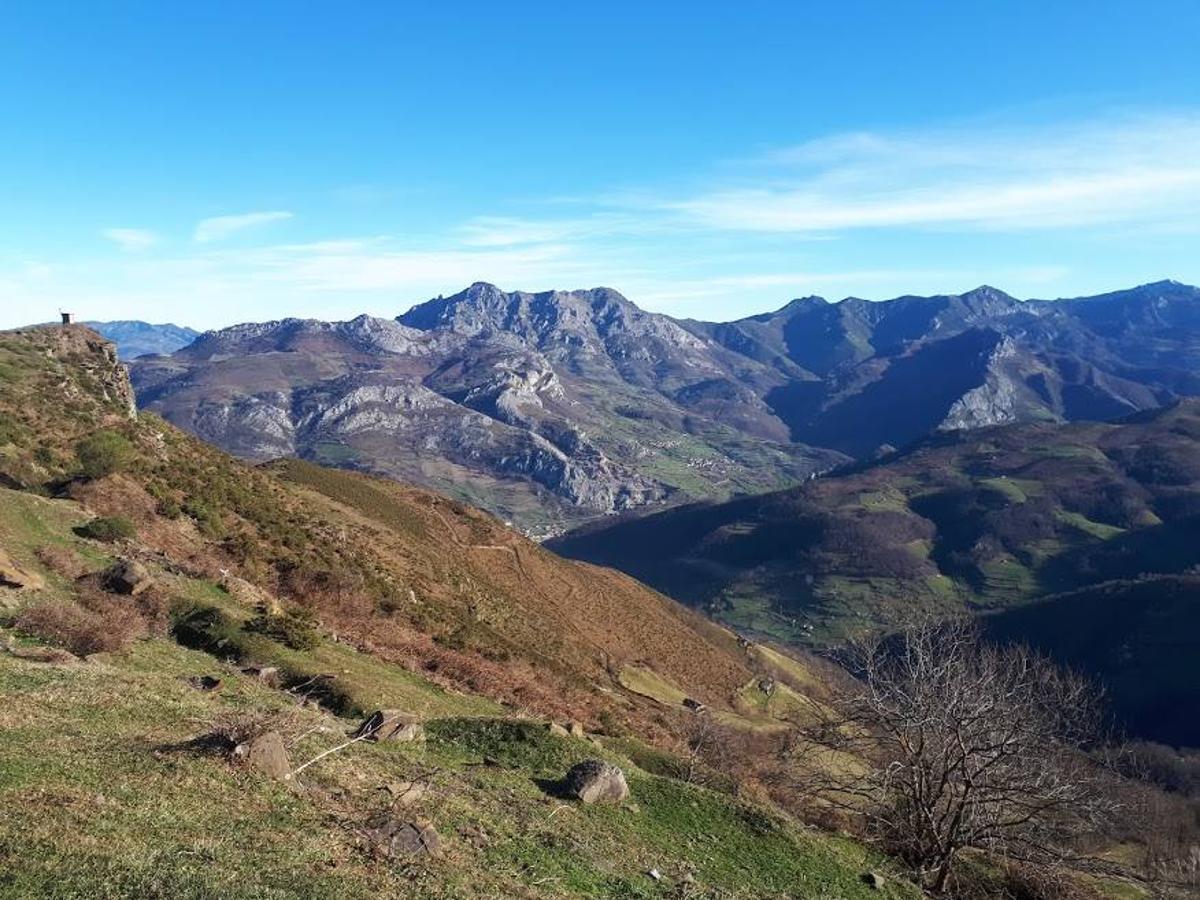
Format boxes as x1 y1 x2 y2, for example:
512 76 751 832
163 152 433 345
758 678 776 696
386 780 430 808
647 868 662 881
188 675 222 692
103 558 153 596
682 697 706 712
567 720 585 738
547 721 569 738
366 817 442 858
354 709 424 743
232 731 292 781
563 759 629 805
861 871 885 890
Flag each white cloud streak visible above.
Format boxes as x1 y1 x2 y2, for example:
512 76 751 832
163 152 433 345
102 228 158 252
668 114 1200 233
194 210 293 243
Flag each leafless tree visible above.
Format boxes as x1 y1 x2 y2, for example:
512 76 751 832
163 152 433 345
794 619 1118 894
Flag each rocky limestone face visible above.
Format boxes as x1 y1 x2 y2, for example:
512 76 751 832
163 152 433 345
129 280 1200 532
130 288 837 532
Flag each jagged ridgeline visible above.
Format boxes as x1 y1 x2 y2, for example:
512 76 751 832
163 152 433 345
124 280 1200 535
0 323 917 898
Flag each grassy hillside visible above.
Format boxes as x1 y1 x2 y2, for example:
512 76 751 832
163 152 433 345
0 324 922 898
552 403 1200 745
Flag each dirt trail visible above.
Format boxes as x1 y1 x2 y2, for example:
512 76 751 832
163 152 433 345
427 504 529 578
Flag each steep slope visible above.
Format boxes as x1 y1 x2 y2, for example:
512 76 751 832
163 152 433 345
0 323 760 719
0 324 924 897
552 402 1200 744
88 320 199 359
129 285 844 535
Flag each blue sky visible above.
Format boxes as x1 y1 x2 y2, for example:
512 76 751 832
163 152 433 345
2 1 1199 329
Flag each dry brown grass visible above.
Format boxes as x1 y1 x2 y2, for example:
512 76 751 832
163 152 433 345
13 598 147 656
34 544 90 581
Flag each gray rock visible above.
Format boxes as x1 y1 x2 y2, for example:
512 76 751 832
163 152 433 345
366 817 441 858
355 709 424 743
563 759 629 805
861 871 885 890
103 558 153 596
233 731 292 782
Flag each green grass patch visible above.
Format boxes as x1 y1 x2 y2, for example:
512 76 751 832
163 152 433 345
1056 509 1126 540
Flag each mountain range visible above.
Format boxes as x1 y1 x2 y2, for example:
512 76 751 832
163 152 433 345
116 279 1200 533
88 320 199 359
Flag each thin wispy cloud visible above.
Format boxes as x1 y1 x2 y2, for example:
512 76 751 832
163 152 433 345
102 227 158 252
194 210 294 244
668 114 1200 234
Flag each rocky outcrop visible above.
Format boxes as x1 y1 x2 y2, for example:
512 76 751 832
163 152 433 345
0 549 44 593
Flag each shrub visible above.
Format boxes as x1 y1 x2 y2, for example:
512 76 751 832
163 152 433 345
182 499 225 538
244 604 321 651
34 544 89 580
171 602 239 654
75 430 134 480
74 516 136 542
13 599 146 656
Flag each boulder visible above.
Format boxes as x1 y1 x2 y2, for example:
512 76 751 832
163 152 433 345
547 722 570 738
103 558 153 596
366 817 442 858
861 871 885 890
567 720 585 738
563 759 629 805
355 709 424 743
233 731 292 781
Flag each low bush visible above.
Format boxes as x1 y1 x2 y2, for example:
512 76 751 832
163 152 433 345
34 544 89 580
244 604 322 651
75 430 134 480
13 599 146 656
74 516 136 542
170 602 239 654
